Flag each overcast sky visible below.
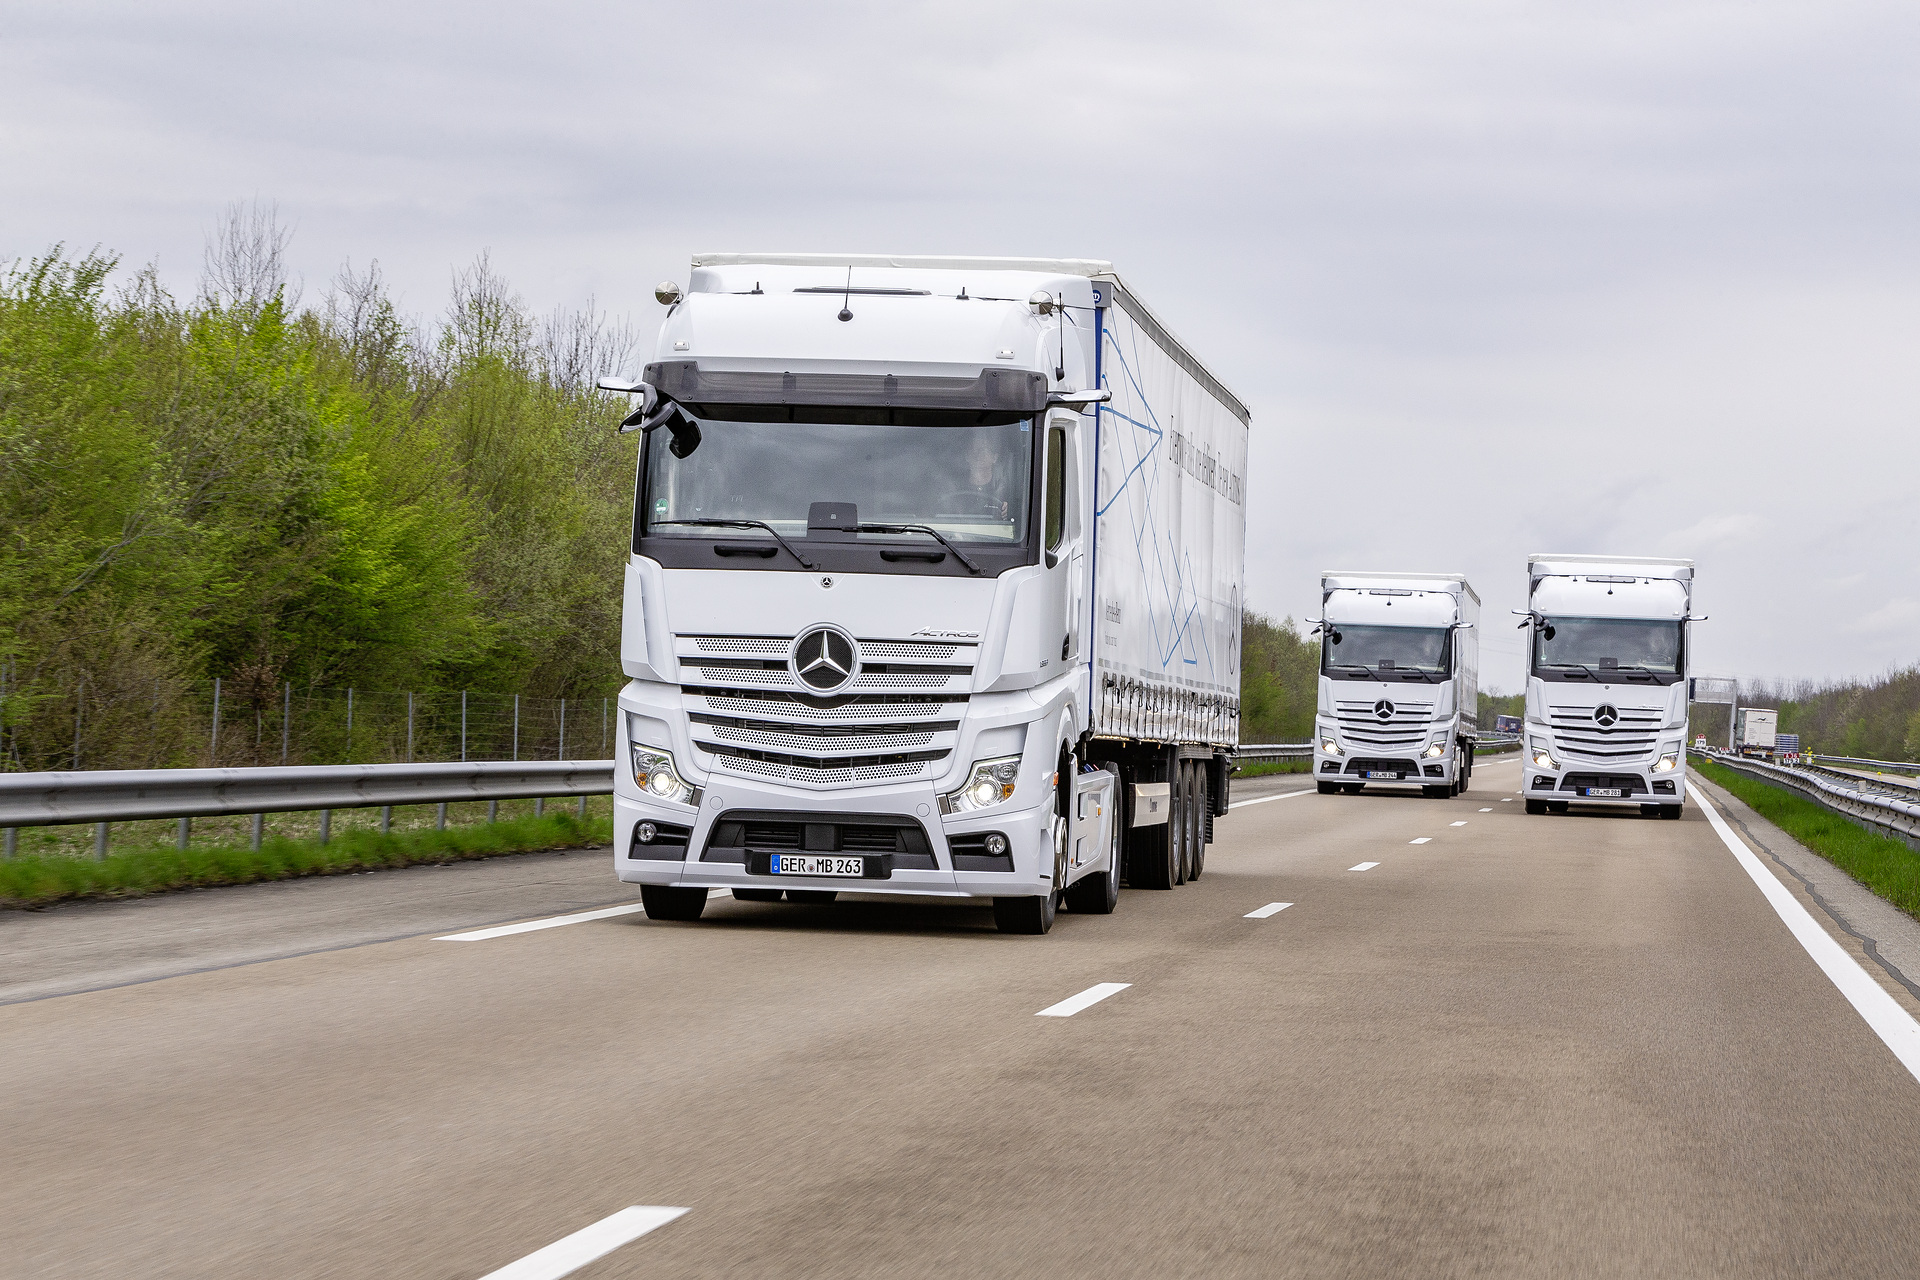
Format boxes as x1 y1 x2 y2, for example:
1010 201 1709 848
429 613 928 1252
7 0 1917 692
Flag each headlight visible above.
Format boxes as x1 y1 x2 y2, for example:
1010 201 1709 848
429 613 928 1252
1529 737 1557 770
630 745 696 805
1424 741 1447 759
1652 751 1680 773
941 754 1021 814
1321 738 1344 756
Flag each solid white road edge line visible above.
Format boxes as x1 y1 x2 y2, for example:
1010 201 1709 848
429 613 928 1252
437 904 647 942
1245 902 1294 919
1229 790 1314 810
1700 792 1920 1086
1037 982 1131 1017
1409 838 1432 844
477 1206 688 1280
1349 861 1379 872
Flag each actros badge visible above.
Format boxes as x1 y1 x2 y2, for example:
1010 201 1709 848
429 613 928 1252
791 626 859 693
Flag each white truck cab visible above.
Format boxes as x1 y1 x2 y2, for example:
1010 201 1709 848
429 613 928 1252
1519 554 1696 818
1312 573 1479 798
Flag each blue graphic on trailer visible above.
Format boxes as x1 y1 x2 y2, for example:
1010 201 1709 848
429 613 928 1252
1094 318 1216 681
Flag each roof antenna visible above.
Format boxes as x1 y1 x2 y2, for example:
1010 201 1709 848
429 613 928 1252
957 286 969 301
838 267 853 322
1056 306 1074 383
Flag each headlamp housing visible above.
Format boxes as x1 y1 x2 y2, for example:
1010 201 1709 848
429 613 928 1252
1529 737 1558 770
630 744 697 806
941 754 1021 815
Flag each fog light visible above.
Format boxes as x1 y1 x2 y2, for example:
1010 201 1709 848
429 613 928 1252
985 833 1008 855
636 821 656 844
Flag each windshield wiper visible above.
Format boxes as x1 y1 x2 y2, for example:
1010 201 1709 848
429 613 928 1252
1544 662 1604 682
857 523 982 575
654 519 816 569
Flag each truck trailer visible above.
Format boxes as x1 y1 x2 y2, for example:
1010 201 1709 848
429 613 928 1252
602 254 1249 934
1735 708 1778 755
1520 554 1697 818
1311 573 1479 798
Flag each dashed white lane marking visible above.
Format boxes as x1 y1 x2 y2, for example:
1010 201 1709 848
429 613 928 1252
1229 790 1314 810
1245 902 1294 919
438 904 646 942
1699 793 1920 1085
1349 862 1379 872
478 1206 688 1280
1409 837 1432 844
1479 808 1492 812
1501 798 1514 802
1037 982 1131 1017
1450 821 1468 827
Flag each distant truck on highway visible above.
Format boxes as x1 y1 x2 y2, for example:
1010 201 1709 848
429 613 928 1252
1519 555 1697 818
1493 714 1522 734
602 254 1249 934
1736 708 1779 755
1312 572 1479 798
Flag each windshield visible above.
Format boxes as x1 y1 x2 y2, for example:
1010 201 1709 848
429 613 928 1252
641 413 1033 544
1533 617 1683 679
1322 625 1451 676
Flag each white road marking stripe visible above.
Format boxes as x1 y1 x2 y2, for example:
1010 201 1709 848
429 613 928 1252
1409 837 1432 844
437 904 646 942
1699 793 1920 1085
477 1206 688 1280
1501 798 1513 802
1450 821 1468 826
1244 902 1294 919
1229 789 1314 810
1036 982 1131 1016
1479 808 1492 812
1349 861 1379 872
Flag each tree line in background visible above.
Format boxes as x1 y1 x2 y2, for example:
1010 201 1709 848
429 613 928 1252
1693 668 1920 762
1 206 639 771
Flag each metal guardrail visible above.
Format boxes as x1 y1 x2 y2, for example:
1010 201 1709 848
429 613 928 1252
1810 753 1920 779
0 760 616 860
1696 749 1920 851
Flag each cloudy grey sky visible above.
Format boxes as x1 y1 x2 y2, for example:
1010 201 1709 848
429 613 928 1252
7 0 1917 692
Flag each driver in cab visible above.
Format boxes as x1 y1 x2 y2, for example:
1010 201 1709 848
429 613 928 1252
956 433 1012 521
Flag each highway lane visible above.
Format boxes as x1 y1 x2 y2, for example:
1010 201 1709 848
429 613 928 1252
8 760 1920 1278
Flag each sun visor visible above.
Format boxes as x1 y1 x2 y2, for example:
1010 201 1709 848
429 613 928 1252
644 360 1049 414
1532 576 1687 619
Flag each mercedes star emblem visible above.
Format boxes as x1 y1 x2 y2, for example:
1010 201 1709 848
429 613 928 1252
1593 704 1619 728
792 626 858 693
1374 700 1396 721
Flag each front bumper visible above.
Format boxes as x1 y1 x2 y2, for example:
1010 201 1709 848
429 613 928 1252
614 777 1061 898
1523 763 1687 806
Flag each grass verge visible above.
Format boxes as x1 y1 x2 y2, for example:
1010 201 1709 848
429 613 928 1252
0 811 612 910
1236 760 1313 777
1694 757 1920 920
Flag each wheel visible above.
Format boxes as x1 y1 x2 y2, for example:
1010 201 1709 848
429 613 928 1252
732 888 784 902
1063 806 1120 915
1525 799 1548 815
1547 801 1569 814
996 816 1066 933
784 889 838 904
640 884 709 921
1189 767 1209 880
1423 784 1451 799
1640 804 1663 818
1342 784 1363 795
1661 805 1682 820
1170 762 1189 886
1317 780 1339 795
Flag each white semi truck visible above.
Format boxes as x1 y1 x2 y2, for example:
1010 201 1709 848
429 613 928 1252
1519 554 1697 818
601 254 1249 934
1735 707 1778 755
1312 573 1479 798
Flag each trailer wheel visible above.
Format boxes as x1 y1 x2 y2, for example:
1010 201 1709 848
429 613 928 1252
1169 762 1189 886
1188 768 1209 880
640 884 709 921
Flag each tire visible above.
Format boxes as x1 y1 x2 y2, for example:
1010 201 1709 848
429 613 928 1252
1640 804 1663 818
1423 784 1451 799
1525 799 1548 815
1170 761 1189 886
1342 784 1363 795
1317 780 1340 795
640 884 708 921
732 888 784 902
1063 808 1120 915
1189 767 1209 880
784 889 838 904
997 816 1066 933
1547 801 1569 814
1661 805 1683 820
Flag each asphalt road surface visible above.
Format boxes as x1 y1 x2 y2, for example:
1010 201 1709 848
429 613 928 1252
8 757 1920 1279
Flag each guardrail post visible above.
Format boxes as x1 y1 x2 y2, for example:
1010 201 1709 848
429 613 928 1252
461 691 468 762
487 800 498 823
251 813 263 851
210 677 220 764
346 687 354 759
176 817 190 850
4 827 15 860
577 795 586 819
535 797 545 818
282 682 291 764
381 806 392 834
406 692 415 762
318 809 331 845
513 695 519 761
559 698 567 761
436 802 448 831
93 821 108 861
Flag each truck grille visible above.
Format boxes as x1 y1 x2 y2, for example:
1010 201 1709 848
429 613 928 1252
1333 699 1434 750
703 810 938 868
1547 704 1663 762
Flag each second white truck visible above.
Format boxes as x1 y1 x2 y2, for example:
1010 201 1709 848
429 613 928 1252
1312 572 1480 798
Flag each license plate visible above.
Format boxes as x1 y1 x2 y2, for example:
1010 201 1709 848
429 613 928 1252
1584 787 1623 798
1366 771 1401 780
769 854 867 877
